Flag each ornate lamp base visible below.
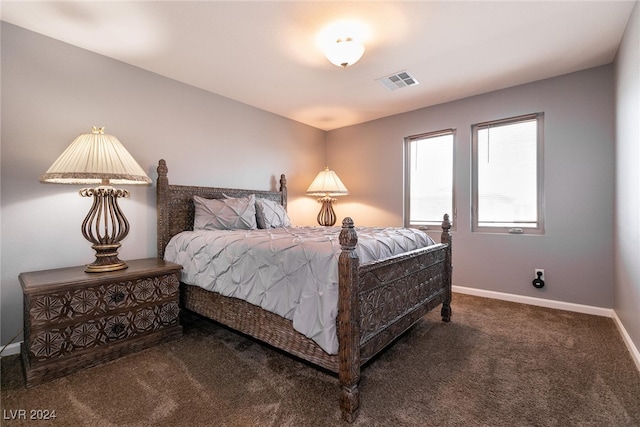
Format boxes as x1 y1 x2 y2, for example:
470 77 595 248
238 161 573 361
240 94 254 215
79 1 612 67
317 196 338 226
80 186 131 273
85 244 128 272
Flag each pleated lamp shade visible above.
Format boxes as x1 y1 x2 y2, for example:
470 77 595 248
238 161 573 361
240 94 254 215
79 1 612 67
40 127 151 185
306 167 349 197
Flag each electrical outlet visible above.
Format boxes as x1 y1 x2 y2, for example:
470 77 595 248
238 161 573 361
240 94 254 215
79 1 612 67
535 269 544 281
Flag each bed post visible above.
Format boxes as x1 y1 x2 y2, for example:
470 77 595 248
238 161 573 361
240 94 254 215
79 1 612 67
156 159 169 259
440 213 452 322
338 217 360 423
279 174 287 211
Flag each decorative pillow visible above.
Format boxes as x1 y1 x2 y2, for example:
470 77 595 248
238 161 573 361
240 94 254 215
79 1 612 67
193 194 257 230
255 197 292 228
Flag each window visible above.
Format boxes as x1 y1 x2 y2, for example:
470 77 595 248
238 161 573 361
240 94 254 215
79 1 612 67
471 113 544 234
404 129 455 229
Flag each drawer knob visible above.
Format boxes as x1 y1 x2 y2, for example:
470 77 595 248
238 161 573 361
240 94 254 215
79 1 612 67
110 323 125 335
112 291 125 303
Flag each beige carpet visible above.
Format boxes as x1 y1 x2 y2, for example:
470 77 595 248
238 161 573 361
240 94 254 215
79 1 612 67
2 293 640 426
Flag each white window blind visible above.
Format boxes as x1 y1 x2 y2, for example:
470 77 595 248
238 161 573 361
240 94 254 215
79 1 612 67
404 130 454 228
472 113 544 233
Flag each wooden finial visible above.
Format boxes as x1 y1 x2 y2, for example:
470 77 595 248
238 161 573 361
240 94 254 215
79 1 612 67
339 217 357 250
157 159 167 177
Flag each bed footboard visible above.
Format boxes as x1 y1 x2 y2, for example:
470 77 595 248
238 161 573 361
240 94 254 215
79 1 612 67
358 242 451 362
338 215 452 422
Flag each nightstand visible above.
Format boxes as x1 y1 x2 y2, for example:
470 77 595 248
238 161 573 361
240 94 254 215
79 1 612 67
20 258 183 387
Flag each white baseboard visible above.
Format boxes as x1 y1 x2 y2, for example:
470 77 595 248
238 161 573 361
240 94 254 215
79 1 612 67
0 341 21 357
453 285 640 372
452 285 613 317
612 310 640 372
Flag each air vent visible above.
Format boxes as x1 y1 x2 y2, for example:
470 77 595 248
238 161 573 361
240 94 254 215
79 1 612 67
376 70 420 91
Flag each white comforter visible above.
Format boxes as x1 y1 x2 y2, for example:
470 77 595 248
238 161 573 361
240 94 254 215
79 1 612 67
164 226 435 354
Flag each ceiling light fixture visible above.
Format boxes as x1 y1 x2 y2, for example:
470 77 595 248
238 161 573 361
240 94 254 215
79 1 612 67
324 37 365 68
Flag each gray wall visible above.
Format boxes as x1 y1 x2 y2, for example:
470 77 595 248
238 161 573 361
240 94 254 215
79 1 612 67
326 66 615 309
0 23 326 345
614 2 640 360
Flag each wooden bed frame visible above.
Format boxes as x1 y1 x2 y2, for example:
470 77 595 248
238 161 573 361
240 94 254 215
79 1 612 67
155 159 452 422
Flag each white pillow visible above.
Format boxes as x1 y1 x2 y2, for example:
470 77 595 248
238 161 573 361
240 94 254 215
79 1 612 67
193 194 257 230
255 198 291 228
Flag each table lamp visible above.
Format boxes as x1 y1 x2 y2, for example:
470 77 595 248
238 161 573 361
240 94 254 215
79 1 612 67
306 167 349 226
40 127 151 272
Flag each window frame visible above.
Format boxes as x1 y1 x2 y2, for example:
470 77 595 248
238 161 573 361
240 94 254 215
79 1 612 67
471 112 545 235
403 128 456 230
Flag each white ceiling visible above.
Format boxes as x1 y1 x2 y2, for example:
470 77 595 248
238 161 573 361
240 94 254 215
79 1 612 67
1 1 635 131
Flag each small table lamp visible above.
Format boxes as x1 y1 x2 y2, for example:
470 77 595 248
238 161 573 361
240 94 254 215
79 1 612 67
306 167 349 226
40 127 151 272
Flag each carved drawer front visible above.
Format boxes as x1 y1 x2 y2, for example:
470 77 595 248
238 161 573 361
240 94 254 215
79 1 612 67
20 259 183 388
27 274 179 327
28 300 180 362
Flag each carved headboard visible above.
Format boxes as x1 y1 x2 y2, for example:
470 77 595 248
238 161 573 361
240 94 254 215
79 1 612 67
156 159 287 258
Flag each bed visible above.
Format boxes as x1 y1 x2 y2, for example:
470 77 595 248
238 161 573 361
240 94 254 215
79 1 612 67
155 159 452 422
